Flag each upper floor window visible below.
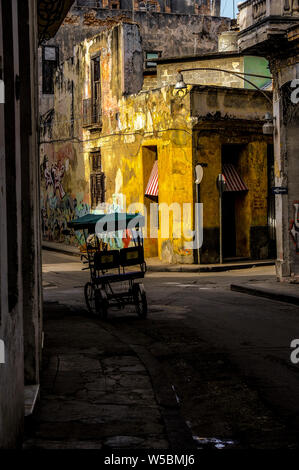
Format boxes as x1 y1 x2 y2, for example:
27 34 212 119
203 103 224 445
90 150 105 209
139 1 159 12
42 46 59 95
76 1 100 7
82 54 102 127
145 51 160 69
110 1 120 8
90 150 102 172
91 54 102 123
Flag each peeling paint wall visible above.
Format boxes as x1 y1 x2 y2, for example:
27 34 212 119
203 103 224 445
95 86 194 263
39 6 230 114
43 22 273 264
40 23 145 246
40 50 91 246
45 8 230 63
192 87 272 263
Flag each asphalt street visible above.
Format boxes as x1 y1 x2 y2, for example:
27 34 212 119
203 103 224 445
41 251 299 449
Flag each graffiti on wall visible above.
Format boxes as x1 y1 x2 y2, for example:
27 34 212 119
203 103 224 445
44 160 66 200
40 148 90 245
290 201 299 253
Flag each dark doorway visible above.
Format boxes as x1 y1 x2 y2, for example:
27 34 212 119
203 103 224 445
221 144 248 260
222 192 236 258
143 146 158 258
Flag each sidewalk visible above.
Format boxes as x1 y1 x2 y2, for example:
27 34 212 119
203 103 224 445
231 279 299 306
24 302 193 450
42 241 275 273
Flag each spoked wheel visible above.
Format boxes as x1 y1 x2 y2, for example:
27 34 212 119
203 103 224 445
84 282 109 319
132 283 147 319
84 282 96 315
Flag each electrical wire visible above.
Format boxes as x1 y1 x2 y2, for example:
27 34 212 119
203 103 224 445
41 69 273 128
39 127 192 145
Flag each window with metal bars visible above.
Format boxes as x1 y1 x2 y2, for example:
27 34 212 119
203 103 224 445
90 150 105 208
90 151 102 171
90 173 105 209
91 54 101 124
76 1 101 7
145 51 161 69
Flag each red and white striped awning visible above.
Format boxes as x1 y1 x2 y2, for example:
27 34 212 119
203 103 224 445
222 163 248 192
145 160 158 197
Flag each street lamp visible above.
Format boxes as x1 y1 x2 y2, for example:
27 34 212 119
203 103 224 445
174 72 187 90
263 112 275 135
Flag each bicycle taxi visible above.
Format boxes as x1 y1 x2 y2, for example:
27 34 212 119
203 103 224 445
68 212 147 319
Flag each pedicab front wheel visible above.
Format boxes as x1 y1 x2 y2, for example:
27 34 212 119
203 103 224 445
132 283 147 319
84 282 108 319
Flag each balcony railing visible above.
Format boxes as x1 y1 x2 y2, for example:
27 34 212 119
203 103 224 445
238 0 299 32
83 98 102 128
253 0 267 21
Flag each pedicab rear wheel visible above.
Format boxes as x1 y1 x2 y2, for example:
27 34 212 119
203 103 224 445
132 283 147 319
84 282 108 319
84 282 96 315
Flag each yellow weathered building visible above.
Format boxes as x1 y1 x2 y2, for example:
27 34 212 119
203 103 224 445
40 21 274 264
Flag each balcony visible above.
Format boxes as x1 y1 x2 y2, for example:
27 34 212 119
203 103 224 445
82 98 102 129
238 0 299 53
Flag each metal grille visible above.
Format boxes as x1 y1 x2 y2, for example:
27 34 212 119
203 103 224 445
82 94 102 126
90 172 105 209
90 151 101 171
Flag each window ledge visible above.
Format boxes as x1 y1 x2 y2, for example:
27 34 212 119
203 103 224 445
83 122 103 131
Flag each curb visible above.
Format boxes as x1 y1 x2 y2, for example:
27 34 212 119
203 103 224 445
231 284 299 306
43 243 81 257
147 261 275 273
43 243 275 273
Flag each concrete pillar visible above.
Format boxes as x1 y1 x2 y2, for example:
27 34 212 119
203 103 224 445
271 58 299 280
0 0 42 448
0 0 24 448
19 0 42 386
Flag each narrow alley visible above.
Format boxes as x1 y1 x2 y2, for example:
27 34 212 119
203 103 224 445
24 251 299 450
1 0 299 457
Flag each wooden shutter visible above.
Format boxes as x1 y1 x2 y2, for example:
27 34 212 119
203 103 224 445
90 172 105 208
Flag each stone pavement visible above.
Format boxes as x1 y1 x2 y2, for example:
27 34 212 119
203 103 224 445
231 278 299 306
42 241 274 273
23 302 170 450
